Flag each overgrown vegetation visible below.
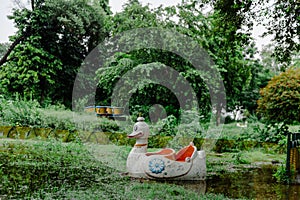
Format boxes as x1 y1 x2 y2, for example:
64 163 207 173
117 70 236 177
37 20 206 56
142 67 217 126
0 97 296 199
0 96 119 133
0 139 231 199
273 164 294 184
0 96 293 198
0 139 113 198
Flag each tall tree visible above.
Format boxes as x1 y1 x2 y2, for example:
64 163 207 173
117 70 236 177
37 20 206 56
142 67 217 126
96 0 258 125
0 36 63 103
167 0 258 123
0 0 109 106
94 1 211 119
260 0 300 65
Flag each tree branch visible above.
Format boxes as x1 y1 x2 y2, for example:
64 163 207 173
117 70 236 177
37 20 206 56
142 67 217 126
0 35 25 66
31 0 35 10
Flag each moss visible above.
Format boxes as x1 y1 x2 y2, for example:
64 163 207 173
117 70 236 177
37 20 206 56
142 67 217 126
0 126 14 138
15 127 31 139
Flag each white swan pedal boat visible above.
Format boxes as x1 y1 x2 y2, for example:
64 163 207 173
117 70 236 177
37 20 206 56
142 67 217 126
126 117 206 180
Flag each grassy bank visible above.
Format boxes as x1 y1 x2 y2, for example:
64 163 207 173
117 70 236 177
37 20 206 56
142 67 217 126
1 139 286 199
0 139 231 200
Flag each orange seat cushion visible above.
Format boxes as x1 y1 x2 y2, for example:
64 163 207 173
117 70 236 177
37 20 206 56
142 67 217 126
175 145 195 162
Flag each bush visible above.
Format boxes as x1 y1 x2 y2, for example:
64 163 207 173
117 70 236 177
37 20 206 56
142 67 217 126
257 67 300 124
251 123 287 143
0 97 42 127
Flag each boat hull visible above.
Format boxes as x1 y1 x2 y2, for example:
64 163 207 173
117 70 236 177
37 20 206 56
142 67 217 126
127 150 206 180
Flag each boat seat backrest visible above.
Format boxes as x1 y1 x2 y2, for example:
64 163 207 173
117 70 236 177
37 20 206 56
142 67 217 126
175 145 196 162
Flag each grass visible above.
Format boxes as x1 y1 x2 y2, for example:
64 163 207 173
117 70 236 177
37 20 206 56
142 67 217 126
242 150 285 163
206 149 285 175
0 139 111 198
216 122 261 139
0 139 231 200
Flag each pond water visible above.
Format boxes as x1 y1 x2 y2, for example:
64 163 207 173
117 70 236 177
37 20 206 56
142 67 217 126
174 166 300 199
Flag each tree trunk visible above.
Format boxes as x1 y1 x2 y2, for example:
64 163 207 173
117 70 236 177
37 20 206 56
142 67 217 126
0 35 26 66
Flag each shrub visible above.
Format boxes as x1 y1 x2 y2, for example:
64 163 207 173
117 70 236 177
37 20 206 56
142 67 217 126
0 97 42 127
251 123 287 143
257 67 300 124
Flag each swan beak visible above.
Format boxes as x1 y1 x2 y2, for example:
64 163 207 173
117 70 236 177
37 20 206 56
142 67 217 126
128 131 143 138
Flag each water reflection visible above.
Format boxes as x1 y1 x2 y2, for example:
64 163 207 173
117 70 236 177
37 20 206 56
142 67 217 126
173 166 300 199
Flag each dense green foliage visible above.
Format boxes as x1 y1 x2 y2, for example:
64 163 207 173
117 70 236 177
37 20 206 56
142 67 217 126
0 96 290 156
0 96 292 152
0 0 298 117
0 96 119 133
0 0 298 175
0 97 292 198
0 0 108 106
0 0 299 197
200 0 256 109
0 36 63 105
259 0 300 65
257 67 300 124
95 0 259 122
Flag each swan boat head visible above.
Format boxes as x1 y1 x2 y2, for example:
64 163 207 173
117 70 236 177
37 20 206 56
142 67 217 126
127 116 149 153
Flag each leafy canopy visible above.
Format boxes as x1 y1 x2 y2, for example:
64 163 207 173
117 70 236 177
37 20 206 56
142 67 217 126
0 0 109 106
